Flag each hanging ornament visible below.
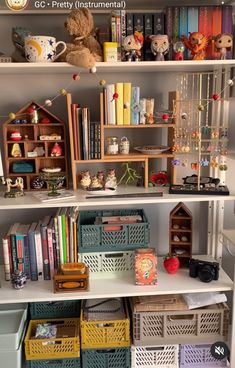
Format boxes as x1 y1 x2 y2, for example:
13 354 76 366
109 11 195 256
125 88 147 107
73 73 80 81
212 94 220 101
124 102 130 109
60 88 67 96
112 92 119 101
181 113 187 120
99 79 106 86
90 66 97 74
162 113 169 123
9 112 16 120
198 104 204 111
227 79 234 87
45 99 52 107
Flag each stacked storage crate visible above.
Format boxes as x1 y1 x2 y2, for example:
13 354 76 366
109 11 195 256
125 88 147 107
78 209 150 279
25 300 81 368
130 296 230 368
0 303 28 368
80 297 131 368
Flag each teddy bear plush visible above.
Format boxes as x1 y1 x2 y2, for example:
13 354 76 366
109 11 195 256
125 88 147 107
61 8 103 68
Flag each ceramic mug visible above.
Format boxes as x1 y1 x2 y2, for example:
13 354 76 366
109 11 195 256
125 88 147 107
24 35 66 62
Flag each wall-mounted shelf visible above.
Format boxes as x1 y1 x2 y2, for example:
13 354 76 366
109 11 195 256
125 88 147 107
0 60 234 75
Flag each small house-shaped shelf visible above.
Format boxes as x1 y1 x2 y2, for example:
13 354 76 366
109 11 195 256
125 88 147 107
3 101 68 191
169 202 192 267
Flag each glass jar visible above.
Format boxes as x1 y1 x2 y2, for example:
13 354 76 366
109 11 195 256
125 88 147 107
106 136 119 155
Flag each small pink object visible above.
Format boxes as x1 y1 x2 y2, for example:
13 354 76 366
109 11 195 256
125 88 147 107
10 130 22 141
51 142 62 157
162 113 169 122
212 94 220 101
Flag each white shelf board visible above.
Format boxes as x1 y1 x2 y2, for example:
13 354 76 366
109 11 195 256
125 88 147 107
0 186 234 210
0 60 235 74
0 255 232 304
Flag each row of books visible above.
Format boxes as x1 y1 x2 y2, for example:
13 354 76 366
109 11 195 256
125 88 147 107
110 6 233 61
70 104 101 161
2 207 79 281
103 83 151 126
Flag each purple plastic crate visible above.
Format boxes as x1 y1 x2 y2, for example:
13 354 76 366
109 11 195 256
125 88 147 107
180 344 227 367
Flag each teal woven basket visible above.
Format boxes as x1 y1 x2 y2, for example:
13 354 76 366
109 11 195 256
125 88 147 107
26 358 81 368
82 348 131 368
78 209 150 253
30 300 80 319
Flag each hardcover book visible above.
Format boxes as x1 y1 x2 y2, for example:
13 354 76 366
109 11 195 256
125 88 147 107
123 82 132 125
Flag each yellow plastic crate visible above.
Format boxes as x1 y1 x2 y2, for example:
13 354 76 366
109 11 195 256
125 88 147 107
24 318 80 360
81 299 130 349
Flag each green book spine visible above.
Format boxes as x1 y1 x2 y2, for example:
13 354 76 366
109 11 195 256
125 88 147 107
61 213 67 263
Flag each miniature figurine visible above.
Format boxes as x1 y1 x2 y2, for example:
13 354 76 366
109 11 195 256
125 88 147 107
28 105 38 124
97 170 105 187
123 31 144 61
11 27 31 62
105 168 117 188
10 130 22 141
51 142 62 157
173 41 185 60
214 33 233 60
181 32 209 60
11 143 22 158
3 177 24 198
90 175 103 189
150 34 169 61
33 146 45 157
80 170 91 189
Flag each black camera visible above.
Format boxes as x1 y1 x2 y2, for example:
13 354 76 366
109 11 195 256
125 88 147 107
189 258 219 283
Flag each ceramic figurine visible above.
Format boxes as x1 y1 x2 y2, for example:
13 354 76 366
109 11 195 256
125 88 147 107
97 170 105 187
123 31 144 61
51 142 62 157
11 143 22 158
90 175 103 189
3 177 24 198
150 34 169 61
33 146 45 157
80 170 91 189
105 168 117 189
11 270 27 290
214 33 233 60
181 32 209 60
11 27 31 62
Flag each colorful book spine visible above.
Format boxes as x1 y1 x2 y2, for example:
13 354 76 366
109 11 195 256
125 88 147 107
2 237 10 281
222 5 233 59
28 222 38 281
40 217 51 280
65 209 70 262
212 6 222 59
15 234 24 272
47 218 54 278
172 7 180 44
35 222 43 280
111 12 117 41
82 107 89 160
71 103 79 160
199 6 213 59
23 231 31 279
120 10 126 60
123 82 132 125
179 7 188 37
140 98 147 125
54 215 61 267
144 14 153 61
115 11 122 60
153 12 165 35
89 122 95 159
126 13 134 35
131 86 140 125
166 7 173 60
106 84 116 125
187 6 199 59
69 208 74 263
115 82 124 125
10 222 20 273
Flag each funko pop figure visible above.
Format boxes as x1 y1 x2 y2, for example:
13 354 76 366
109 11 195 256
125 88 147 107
214 33 233 60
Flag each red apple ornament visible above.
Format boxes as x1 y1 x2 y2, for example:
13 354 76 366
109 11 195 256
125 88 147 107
163 254 180 274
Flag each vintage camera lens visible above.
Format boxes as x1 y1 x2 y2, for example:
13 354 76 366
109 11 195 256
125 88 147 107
198 264 215 283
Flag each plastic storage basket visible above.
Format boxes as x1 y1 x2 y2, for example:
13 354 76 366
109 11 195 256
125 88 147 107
24 318 80 360
82 347 131 368
131 345 179 368
79 251 134 278
26 358 81 368
81 299 130 349
78 209 149 252
180 344 228 367
131 302 229 345
0 324 27 368
30 301 80 319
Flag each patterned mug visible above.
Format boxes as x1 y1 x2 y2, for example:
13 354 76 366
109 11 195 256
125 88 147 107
24 35 66 62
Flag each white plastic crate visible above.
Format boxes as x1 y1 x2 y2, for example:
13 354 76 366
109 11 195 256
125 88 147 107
79 251 134 278
131 344 179 368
